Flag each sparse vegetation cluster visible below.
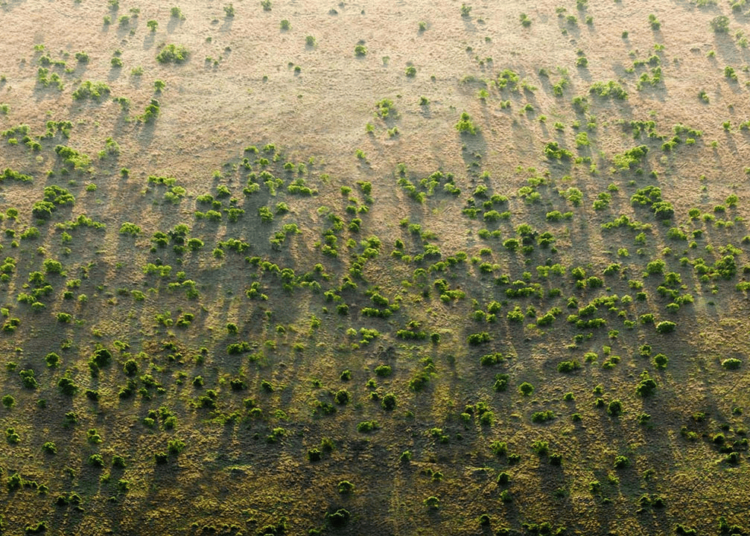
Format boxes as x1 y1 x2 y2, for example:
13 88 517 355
0 1 747 535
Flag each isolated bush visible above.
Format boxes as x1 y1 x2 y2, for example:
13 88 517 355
334 390 350 405
722 358 741 370
337 480 355 494
357 420 378 433
613 455 630 469
493 374 509 392
123 359 138 376
375 365 391 377
656 321 676 334
635 371 657 397
327 508 350 527
653 354 668 369
531 410 555 423
710 15 730 33
156 44 189 63
6 427 20 443
58 376 79 396
468 332 491 345
382 393 397 411
455 112 477 135
557 360 580 373
19 369 37 389
608 400 623 416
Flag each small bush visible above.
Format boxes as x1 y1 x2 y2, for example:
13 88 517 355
58 376 79 396
710 15 730 33
337 480 355 494
357 420 379 433
722 358 741 370
375 365 392 377
334 389 350 405
656 321 676 334
327 508 350 527
527 408 554 423
653 354 668 369
613 455 629 469
635 371 657 397
156 44 189 64
557 360 580 373
467 332 491 345
607 400 623 416
455 112 477 135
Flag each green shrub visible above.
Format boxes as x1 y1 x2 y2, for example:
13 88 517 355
357 420 378 433
589 80 628 99
167 438 185 455
613 455 629 469
6 427 19 443
375 365 392 377
557 360 580 373
653 354 668 369
607 400 623 416
58 376 79 396
334 390 350 405
72 81 110 101
656 321 676 333
531 411 554 423
337 480 355 494
327 509 350 527
518 382 534 396
467 332 490 345
544 141 573 160
455 112 477 135
493 374 509 392
710 15 730 33
156 44 189 63
722 358 741 370
635 371 657 396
